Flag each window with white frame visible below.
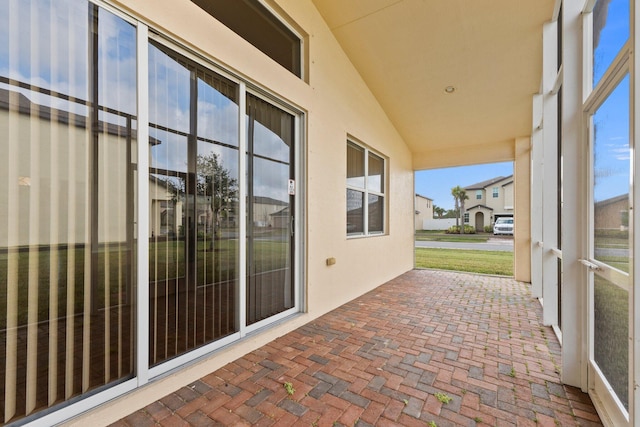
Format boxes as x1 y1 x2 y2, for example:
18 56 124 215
347 140 385 236
492 187 499 198
476 190 482 200
583 0 631 416
464 213 469 223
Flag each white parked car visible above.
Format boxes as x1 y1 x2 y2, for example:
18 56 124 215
493 217 514 235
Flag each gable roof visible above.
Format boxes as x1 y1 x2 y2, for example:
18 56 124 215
595 194 628 207
464 175 513 191
465 204 494 211
415 193 433 201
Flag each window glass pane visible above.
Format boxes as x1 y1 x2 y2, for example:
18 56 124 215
347 143 365 189
191 0 301 77
368 194 383 233
492 187 499 198
247 95 292 163
367 152 384 193
347 189 364 235
148 43 191 135
593 75 629 272
593 0 629 87
476 190 482 200
594 274 628 409
0 1 136 422
197 69 239 147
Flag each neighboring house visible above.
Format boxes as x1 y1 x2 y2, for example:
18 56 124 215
254 196 289 228
414 194 434 230
595 194 629 231
463 175 514 232
270 206 290 229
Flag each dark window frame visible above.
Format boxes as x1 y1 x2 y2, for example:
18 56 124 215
191 0 302 78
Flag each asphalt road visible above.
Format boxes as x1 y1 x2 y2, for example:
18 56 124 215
415 237 514 252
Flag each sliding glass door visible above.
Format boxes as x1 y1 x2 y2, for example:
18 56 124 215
246 94 296 326
148 42 240 366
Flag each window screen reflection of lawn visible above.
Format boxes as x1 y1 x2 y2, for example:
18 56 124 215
0 245 131 330
594 275 629 409
1 237 289 330
148 237 288 284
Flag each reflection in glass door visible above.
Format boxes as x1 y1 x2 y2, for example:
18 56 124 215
148 42 240 366
590 74 629 412
246 94 295 325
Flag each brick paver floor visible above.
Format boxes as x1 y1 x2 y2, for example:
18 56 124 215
112 270 603 426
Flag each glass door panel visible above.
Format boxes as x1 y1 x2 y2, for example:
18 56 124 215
0 1 136 422
246 94 295 325
148 42 239 366
590 74 630 412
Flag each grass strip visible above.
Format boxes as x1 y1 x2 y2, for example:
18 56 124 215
415 231 490 243
415 247 513 276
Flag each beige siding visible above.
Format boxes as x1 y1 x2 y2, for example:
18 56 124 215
414 195 433 230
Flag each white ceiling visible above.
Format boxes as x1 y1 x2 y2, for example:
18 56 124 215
311 0 555 160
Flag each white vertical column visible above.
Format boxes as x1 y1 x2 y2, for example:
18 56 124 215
561 0 587 389
4 4 20 419
631 0 639 422
136 22 150 386
542 20 559 327
514 137 532 283
238 82 247 337
294 114 303 313
531 94 544 298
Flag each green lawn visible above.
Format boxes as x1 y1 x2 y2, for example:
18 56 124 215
0 237 290 329
594 275 629 408
415 247 513 276
415 230 490 243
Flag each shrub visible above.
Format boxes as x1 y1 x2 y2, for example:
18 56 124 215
446 225 476 234
484 225 492 233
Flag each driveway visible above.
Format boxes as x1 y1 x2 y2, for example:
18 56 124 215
415 237 514 252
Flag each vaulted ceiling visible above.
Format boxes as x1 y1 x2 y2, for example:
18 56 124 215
311 0 555 167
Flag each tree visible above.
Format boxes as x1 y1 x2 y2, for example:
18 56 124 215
458 189 468 234
197 152 238 241
444 209 457 219
451 186 462 227
451 185 469 234
433 205 445 219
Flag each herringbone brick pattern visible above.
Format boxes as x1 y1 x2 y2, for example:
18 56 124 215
112 270 603 426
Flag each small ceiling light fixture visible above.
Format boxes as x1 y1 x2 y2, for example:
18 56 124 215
444 86 456 94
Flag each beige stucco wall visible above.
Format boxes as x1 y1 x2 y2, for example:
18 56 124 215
0 109 131 246
484 178 514 214
414 195 433 230
412 139 516 171
68 0 414 424
514 137 531 282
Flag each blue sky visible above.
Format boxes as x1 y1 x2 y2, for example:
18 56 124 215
415 162 513 211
